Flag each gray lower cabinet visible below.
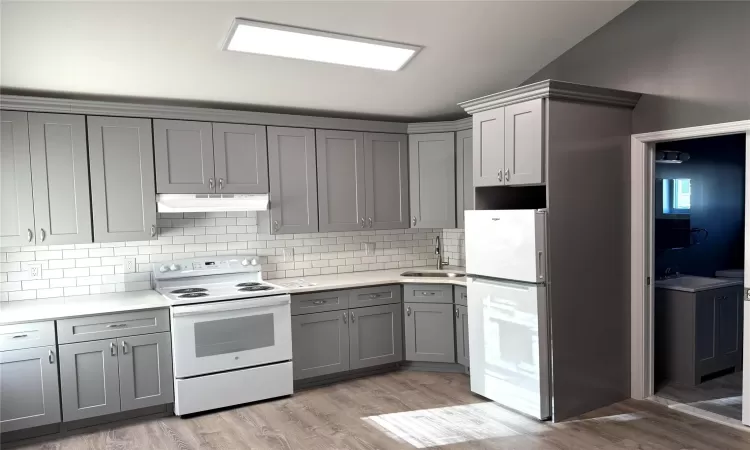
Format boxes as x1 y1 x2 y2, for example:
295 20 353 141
267 127 318 234
154 119 214 194
364 133 409 230
28 113 92 245
316 129 366 232
350 304 403 370
455 305 469 367
455 129 473 229
0 111 36 247
409 133 456 228
59 339 121 421
404 302 455 363
117 333 174 412
0 346 61 433
87 116 157 242
292 310 350 380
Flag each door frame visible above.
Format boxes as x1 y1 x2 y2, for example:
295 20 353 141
630 119 750 424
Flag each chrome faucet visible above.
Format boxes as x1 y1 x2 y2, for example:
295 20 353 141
435 236 449 270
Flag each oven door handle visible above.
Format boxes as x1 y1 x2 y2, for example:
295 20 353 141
171 295 290 317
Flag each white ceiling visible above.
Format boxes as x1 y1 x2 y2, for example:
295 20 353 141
0 1 635 121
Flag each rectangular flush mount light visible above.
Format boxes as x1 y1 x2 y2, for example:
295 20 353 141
223 19 420 71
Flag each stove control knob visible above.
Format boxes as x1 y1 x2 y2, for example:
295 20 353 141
241 258 250 267
250 258 258 266
169 264 180 271
159 265 169 273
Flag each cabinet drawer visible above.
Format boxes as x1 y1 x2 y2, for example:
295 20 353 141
57 309 170 344
0 321 56 351
454 286 468 306
291 290 349 315
349 285 401 308
403 284 453 304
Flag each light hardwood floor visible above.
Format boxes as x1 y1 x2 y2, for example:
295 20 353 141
14 371 750 450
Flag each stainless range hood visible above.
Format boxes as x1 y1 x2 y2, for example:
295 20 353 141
156 194 269 213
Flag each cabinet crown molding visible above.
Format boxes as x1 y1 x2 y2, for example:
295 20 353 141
458 79 641 114
407 117 472 134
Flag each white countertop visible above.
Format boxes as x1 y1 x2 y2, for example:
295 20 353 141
654 275 744 293
0 268 467 326
0 290 170 326
272 267 466 294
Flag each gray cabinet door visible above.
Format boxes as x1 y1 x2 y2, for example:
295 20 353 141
350 304 403 370
0 346 61 433
717 288 742 369
291 310 349 380
213 123 269 194
364 133 409 230
154 119 214 193
404 302 455 363
473 108 505 187
408 133 456 229
455 305 470 367
455 129 473 229
59 339 121 421
267 127 318 234
88 116 157 242
28 113 92 245
316 130 366 232
117 332 174 412
695 292 719 377
1 111 36 246
504 99 544 186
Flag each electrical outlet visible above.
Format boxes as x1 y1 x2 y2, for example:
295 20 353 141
28 263 42 280
282 247 294 262
364 242 376 256
124 257 137 274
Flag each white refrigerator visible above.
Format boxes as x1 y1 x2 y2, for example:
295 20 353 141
465 209 551 420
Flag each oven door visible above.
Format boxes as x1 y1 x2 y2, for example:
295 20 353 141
170 295 292 379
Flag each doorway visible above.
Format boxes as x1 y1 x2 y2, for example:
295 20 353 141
630 120 750 427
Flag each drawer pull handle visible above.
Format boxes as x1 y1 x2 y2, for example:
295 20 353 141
48 349 55 364
107 323 128 328
343 312 347 324
110 342 116 356
407 306 412 316
369 294 381 299
122 341 128 354
421 292 435 296
12 334 28 339
312 300 327 305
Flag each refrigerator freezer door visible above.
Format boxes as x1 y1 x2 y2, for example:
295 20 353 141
467 276 551 420
465 210 547 283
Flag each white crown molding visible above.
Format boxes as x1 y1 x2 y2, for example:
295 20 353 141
407 116 472 134
0 94 408 134
458 79 642 115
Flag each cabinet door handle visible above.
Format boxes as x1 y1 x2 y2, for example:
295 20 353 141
350 311 356 322
218 178 224 190
27 229 33 242
40 228 46 242
368 218 373 228
48 349 55 364
497 169 502 182
343 312 347 324
412 217 417 226
110 342 116 356
505 169 510 182
12 334 28 339
151 225 157 237
407 306 412 316
121 341 128 354
312 300 327 305
456 308 459 319
273 220 280 232
209 177 215 190
360 218 365 228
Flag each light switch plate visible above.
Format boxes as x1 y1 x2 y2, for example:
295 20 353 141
27 263 42 280
123 257 137 274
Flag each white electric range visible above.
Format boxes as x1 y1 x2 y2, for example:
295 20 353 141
153 256 292 416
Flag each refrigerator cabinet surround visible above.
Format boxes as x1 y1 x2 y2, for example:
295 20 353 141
467 276 551 420
465 209 547 283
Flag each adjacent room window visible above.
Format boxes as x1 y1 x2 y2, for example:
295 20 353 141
662 178 691 214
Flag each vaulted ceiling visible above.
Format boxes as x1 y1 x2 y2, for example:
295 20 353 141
1 1 635 121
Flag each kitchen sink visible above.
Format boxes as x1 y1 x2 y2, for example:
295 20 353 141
400 271 466 278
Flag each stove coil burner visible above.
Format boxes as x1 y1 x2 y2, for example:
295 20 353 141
238 286 273 292
178 292 209 298
171 288 208 294
236 282 261 287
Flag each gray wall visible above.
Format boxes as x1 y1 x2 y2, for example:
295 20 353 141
525 1 750 133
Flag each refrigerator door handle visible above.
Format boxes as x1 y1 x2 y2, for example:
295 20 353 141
537 251 544 280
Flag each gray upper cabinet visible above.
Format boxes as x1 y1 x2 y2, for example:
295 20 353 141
28 113 92 245
350 304 403 370
473 108 505 187
292 310 350 380
212 123 268 194
404 302 455 363
316 130 366 232
154 119 214 194
88 116 157 242
267 127 318 234
59 339 121 422
505 99 544 185
117 332 174 412
409 133 456 229
455 304 470 367
455 129 473 229
1 111 36 247
0 346 61 433
364 133 409 230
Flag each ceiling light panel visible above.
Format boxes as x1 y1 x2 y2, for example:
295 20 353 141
224 19 420 71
